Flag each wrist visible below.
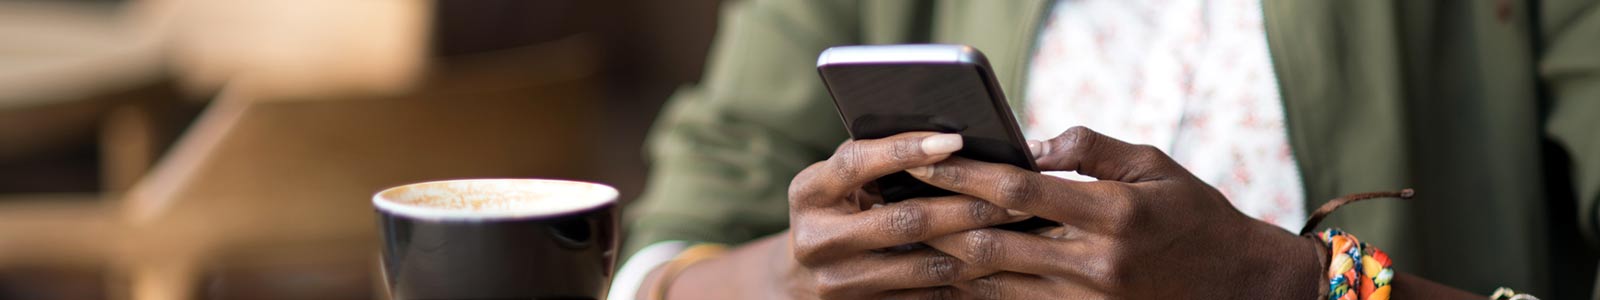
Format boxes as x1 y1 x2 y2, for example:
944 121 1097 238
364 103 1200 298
1240 222 1326 300
653 233 791 300
1303 233 1331 299
661 254 738 299
637 262 670 299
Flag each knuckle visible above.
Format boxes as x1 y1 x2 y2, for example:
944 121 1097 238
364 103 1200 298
1098 263 1132 292
992 176 1039 209
1064 125 1094 137
920 254 963 284
1132 144 1183 171
787 163 825 204
887 203 931 239
791 242 825 267
962 230 1001 266
1100 186 1146 231
1086 250 1130 291
1059 126 1098 152
814 279 849 299
1130 144 1169 164
830 144 866 182
927 163 962 185
791 230 835 267
1131 144 1162 156
965 199 1003 224
812 268 858 298
890 138 924 164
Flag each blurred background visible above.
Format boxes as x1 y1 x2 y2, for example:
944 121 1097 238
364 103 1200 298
0 0 720 298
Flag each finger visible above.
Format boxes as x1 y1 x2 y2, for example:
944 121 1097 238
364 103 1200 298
843 195 1029 251
906 157 1137 227
812 250 992 298
1026 140 1045 159
954 272 1104 300
877 286 960 300
923 229 1104 283
854 183 886 211
793 195 1029 262
789 132 963 210
1033 126 1181 183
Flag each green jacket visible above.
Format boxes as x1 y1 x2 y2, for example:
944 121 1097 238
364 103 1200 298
627 0 1600 296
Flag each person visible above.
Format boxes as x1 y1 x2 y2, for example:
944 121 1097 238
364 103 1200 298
609 0 1600 299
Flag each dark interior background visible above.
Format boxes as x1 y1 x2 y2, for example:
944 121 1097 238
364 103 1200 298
0 0 725 204
0 1 725 298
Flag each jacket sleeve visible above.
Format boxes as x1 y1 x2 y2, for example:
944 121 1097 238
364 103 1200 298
622 0 860 255
1539 0 1600 243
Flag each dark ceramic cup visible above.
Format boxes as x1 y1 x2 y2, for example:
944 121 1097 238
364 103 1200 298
374 179 619 300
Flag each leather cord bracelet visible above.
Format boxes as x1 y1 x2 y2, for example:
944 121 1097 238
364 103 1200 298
1298 189 1412 300
1297 188 1543 300
1298 189 1414 236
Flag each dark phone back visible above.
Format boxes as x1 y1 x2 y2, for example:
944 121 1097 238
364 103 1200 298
818 45 1051 231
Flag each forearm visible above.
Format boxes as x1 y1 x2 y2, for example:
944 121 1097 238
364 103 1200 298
1391 272 1482 299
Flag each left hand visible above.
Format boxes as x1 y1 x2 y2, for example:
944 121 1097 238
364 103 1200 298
906 126 1326 299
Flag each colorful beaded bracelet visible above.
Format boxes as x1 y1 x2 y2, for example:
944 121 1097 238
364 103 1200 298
1317 228 1394 300
1299 189 1411 300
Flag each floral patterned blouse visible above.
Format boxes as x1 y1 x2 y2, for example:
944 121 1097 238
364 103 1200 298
1023 0 1306 230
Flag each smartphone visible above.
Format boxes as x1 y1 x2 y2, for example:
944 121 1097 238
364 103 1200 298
817 44 1054 231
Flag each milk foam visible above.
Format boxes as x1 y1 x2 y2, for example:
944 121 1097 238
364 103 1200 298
374 179 617 220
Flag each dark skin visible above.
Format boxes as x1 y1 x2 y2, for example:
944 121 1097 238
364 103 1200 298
643 127 1484 299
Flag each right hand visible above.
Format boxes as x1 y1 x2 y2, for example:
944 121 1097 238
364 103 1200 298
779 132 1031 299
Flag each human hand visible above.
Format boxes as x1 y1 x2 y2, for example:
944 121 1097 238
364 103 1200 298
780 131 1032 299
907 126 1324 299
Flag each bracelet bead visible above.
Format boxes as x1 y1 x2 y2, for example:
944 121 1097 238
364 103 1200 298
1316 228 1393 300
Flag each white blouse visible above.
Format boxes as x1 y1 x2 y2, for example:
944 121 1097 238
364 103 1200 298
1023 0 1306 230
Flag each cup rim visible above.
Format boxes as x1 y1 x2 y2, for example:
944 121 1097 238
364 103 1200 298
373 178 618 220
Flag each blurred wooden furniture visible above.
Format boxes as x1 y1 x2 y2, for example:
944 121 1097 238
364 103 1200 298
0 194 118 299
0 35 605 299
0 2 173 298
122 36 604 300
0 1 172 194
1 0 631 299
153 0 429 99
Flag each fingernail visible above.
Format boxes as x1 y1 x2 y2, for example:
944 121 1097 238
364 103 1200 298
1006 209 1030 217
921 134 963 155
906 166 930 177
1026 140 1043 159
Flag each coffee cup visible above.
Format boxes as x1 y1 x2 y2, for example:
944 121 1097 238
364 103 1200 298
374 178 619 300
